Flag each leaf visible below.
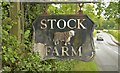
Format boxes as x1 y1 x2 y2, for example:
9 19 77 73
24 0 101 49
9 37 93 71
4 55 8 61
24 30 30 39
2 30 8 35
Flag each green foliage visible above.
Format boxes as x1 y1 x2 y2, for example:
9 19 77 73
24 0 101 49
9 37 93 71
83 4 95 18
95 2 119 28
48 4 77 15
2 2 75 72
72 60 98 71
102 19 118 29
107 30 120 42
54 60 75 71
104 2 119 20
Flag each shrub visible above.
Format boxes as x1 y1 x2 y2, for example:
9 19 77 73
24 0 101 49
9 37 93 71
2 2 75 72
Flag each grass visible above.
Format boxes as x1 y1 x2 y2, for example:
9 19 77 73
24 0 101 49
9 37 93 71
93 29 97 37
72 60 98 71
107 30 120 42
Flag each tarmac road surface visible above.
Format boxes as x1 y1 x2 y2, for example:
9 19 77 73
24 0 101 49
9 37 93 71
94 31 119 71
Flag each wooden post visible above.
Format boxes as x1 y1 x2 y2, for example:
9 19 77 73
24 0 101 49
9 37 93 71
10 2 23 41
20 2 24 42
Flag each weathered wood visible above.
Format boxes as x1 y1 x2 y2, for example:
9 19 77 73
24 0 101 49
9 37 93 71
20 2 25 42
10 2 23 41
33 15 95 61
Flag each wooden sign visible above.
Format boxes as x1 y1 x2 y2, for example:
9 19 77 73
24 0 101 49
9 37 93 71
33 15 95 61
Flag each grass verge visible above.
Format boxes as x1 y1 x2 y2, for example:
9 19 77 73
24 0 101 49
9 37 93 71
72 60 98 71
107 30 120 42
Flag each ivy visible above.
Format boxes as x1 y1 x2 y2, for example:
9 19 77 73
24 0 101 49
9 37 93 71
2 2 75 72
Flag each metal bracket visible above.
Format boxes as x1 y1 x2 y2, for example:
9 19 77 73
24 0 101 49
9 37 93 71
43 3 48 15
77 3 84 15
79 3 84 11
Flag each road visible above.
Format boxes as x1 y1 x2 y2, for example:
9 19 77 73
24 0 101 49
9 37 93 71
94 31 119 71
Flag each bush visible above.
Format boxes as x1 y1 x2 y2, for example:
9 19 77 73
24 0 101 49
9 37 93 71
2 2 75 72
107 30 120 42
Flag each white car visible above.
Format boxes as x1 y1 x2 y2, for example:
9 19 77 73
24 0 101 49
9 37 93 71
97 30 102 33
97 35 104 41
